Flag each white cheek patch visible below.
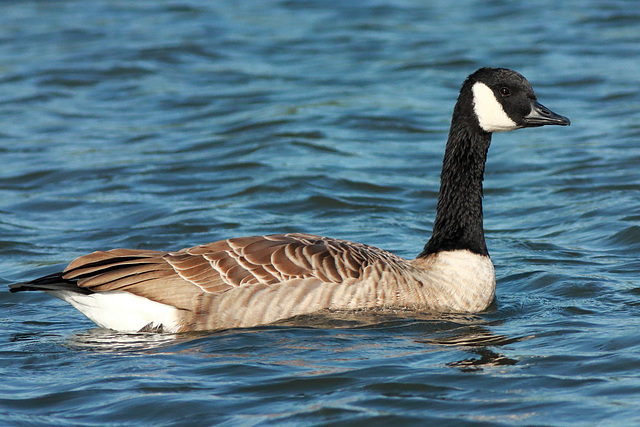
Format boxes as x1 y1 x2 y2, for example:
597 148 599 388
472 82 519 133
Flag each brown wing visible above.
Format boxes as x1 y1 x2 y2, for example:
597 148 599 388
62 233 405 312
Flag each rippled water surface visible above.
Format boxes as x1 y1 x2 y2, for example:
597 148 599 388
2 0 640 425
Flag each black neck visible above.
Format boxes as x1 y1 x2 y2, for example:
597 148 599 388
419 97 492 257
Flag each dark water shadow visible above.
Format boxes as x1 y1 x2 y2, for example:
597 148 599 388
417 325 531 372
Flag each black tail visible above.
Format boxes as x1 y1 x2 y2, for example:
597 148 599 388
9 272 92 295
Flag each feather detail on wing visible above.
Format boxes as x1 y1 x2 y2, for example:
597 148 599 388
60 233 409 312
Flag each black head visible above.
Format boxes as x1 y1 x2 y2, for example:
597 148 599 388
463 67 570 133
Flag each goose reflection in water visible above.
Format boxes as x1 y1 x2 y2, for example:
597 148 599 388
17 309 529 372
418 324 530 372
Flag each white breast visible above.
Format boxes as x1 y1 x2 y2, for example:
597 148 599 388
411 250 496 312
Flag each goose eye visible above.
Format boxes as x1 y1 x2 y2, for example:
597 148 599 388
499 87 511 97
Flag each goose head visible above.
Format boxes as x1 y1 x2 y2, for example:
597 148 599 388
467 67 571 133
422 68 570 259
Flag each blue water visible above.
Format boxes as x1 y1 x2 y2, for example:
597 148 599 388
2 0 640 425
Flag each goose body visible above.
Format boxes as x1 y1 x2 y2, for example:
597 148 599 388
10 68 570 333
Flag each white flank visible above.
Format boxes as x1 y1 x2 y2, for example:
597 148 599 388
45 290 181 333
472 82 518 133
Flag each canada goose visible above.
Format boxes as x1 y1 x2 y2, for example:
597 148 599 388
10 68 570 333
